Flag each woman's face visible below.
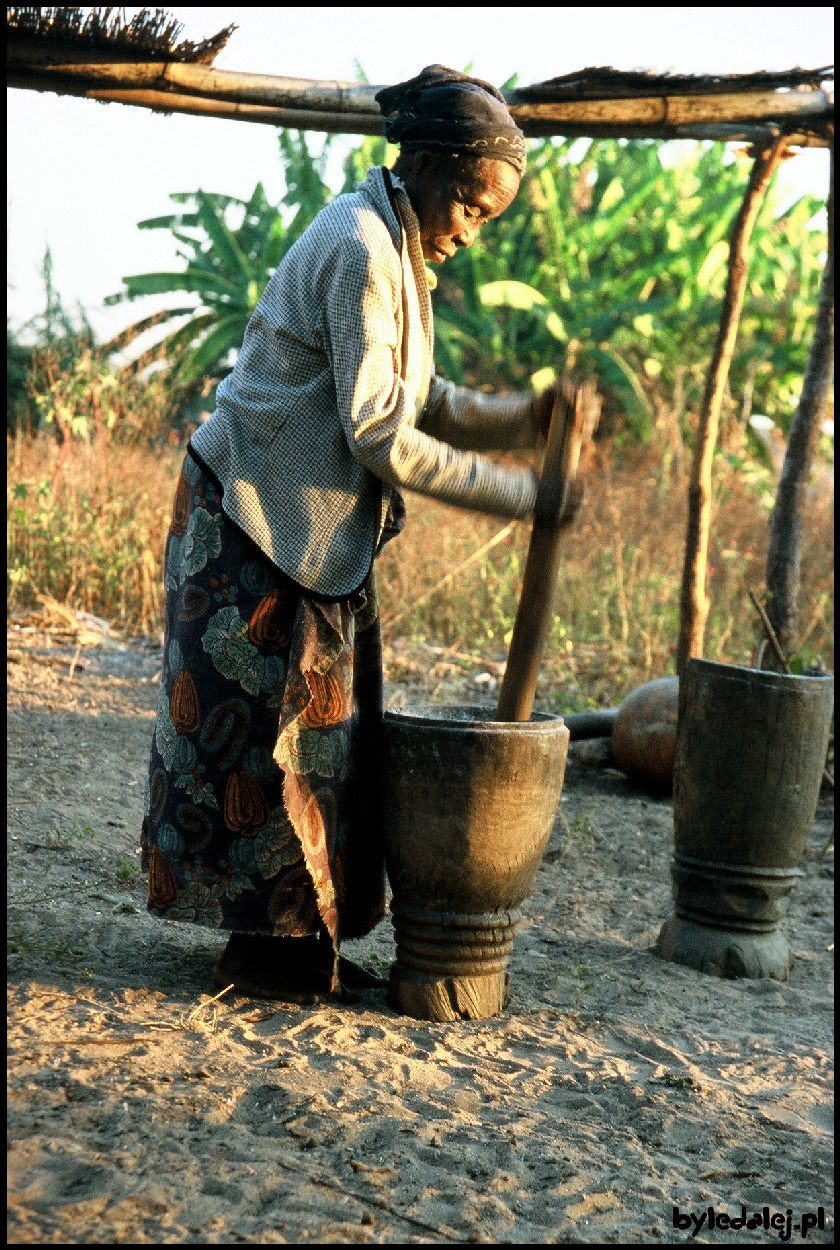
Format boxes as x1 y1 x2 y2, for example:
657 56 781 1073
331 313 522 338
403 153 521 263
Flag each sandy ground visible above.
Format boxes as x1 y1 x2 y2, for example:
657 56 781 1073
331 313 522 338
7 620 834 1245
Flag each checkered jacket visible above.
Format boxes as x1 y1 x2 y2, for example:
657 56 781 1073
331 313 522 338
191 165 539 597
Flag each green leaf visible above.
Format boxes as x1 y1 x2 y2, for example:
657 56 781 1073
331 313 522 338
696 239 730 293
118 269 242 299
137 212 200 231
531 366 557 391
545 311 567 342
179 314 247 383
261 218 287 273
99 307 195 354
598 176 624 213
665 220 684 251
479 280 548 310
125 313 217 374
169 190 248 211
633 313 655 338
195 190 256 286
595 344 653 421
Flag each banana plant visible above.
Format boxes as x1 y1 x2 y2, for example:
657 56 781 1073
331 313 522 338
104 183 278 390
432 136 826 441
104 132 336 395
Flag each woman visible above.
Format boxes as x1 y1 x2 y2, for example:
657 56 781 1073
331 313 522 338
141 65 561 1004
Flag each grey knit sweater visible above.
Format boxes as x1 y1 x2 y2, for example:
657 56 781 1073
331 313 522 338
191 165 538 597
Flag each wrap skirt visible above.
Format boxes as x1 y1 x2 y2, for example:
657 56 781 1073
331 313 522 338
140 447 399 955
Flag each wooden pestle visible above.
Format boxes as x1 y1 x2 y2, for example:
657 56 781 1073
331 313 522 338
495 379 601 722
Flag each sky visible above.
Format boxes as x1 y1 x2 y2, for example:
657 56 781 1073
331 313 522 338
7 6 834 342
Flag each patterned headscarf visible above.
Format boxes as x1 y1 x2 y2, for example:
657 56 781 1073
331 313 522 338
375 64 527 177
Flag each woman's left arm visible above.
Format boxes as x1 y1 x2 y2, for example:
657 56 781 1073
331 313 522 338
418 374 542 451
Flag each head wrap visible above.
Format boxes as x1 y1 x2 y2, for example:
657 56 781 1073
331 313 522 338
375 64 526 177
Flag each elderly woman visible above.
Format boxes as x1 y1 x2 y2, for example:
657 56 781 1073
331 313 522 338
141 65 562 1003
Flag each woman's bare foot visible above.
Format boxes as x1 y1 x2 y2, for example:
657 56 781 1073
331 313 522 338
212 933 384 1003
337 956 388 989
212 932 342 1003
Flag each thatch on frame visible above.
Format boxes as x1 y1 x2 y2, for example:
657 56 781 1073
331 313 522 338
7 8 833 146
6 6 235 65
511 65 834 99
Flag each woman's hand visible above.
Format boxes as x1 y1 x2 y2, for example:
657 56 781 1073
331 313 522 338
534 475 585 526
530 381 560 442
531 376 601 527
531 377 600 455
532 380 577 445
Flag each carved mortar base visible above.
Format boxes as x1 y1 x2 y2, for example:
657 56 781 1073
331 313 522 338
655 853 805 980
387 904 517 1022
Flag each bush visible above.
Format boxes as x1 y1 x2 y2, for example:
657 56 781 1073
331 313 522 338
18 338 174 446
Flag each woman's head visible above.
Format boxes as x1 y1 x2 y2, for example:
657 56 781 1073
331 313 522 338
391 149 520 262
376 65 525 263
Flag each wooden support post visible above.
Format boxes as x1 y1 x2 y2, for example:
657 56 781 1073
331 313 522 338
676 136 790 676
761 143 834 669
495 380 600 722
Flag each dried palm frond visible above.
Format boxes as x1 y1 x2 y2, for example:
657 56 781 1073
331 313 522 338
513 64 834 101
6 6 235 64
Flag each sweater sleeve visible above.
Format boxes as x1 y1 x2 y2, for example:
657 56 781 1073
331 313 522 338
324 238 538 520
419 374 539 451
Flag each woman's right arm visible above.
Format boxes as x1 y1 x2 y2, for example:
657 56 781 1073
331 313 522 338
324 238 538 521
418 375 541 451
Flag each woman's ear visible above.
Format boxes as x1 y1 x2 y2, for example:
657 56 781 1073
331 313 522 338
413 151 434 180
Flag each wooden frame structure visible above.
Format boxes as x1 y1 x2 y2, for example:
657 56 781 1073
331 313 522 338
7 23 832 148
7 8 835 674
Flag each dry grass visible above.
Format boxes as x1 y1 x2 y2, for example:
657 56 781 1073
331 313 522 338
7 432 833 709
377 442 834 710
7 431 182 637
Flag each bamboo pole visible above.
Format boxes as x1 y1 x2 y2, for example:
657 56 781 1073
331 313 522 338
7 42 384 110
676 135 791 676
6 43 832 144
511 90 830 128
7 43 831 123
9 70 830 146
670 126 828 149
519 120 829 146
5 73 387 134
760 143 834 669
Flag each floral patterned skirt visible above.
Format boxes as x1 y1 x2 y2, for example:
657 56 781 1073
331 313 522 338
140 447 394 957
